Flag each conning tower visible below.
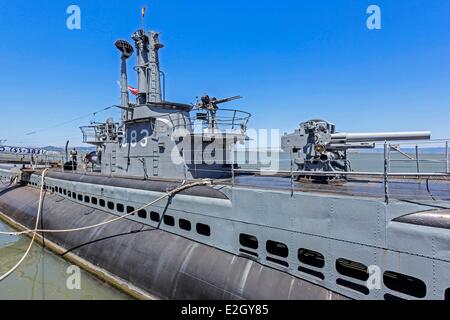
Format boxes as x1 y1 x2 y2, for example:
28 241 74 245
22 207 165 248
80 21 250 180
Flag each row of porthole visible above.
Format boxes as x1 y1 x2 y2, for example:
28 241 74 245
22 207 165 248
239 233 448 300
28 181 212 238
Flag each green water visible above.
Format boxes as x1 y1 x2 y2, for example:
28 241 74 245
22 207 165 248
0 222 131 300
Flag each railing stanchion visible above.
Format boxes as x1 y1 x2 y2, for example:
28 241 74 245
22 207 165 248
415 145 420 176
446 141 449 174
231 162 235 187
384 141 389 204
290 151 294 197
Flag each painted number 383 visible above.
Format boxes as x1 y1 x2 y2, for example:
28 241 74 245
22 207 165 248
122 129 150 148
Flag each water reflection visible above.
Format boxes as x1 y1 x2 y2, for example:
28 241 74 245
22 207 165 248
0 221 131 300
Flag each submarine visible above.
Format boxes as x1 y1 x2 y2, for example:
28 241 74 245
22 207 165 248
1 16 450 300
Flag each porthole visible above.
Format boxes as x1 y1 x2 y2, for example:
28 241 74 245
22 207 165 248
150 212 160 222
164 215 175 227
179 219 191 231
196 223 211 237
138 209 147 219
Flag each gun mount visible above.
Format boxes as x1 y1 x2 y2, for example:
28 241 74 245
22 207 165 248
196 95 244 132
282 120 431 181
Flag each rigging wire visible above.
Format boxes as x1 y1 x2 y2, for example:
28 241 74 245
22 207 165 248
0 169 48 282
24 106 116 136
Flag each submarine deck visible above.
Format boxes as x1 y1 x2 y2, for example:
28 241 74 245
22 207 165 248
2 163 445 202
228 175 450 202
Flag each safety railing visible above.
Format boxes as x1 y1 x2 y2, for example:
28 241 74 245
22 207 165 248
229 139 450 203
189 108 251 133
80 123 121 144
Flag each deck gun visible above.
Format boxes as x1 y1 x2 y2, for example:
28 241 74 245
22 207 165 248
281 120 431 180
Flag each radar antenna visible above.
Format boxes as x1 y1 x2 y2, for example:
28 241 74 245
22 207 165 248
115 39 134 123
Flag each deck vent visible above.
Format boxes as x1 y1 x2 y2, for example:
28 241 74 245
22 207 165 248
240 234 258 250
384 294 405 300
196 223 211 237
336 258 369 281
298 267 324 280
298 249 325 269
266 241 289 258
266 257 289 268
116 204 124 213
383 271 426 299
336 278 370 296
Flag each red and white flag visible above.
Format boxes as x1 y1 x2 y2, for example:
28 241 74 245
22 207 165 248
128 86 139 96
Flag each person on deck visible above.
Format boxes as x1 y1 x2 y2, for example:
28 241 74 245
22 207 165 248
70 148 78 163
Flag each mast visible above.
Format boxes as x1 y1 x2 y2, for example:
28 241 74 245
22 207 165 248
131 7 164 105
148 31 164 103
132 29 150 105
115 40 134 123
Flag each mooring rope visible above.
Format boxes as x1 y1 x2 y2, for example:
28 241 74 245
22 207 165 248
0 169 49 282
0 179 212 236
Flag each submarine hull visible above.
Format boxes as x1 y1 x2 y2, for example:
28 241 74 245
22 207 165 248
0 185 346 300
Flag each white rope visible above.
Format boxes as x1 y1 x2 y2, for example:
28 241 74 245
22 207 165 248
0 169 49 282
0 179 211 236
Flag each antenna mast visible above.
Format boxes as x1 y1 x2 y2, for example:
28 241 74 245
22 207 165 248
141 6 146 31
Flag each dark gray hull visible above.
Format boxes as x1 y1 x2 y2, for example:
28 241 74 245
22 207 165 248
0 185 346 300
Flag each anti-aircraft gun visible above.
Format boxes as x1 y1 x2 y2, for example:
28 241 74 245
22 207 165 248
281 120 431 182
196 95 243 131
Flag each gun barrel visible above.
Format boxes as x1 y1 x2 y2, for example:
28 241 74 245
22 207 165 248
215 96 243 105
331 131 431 143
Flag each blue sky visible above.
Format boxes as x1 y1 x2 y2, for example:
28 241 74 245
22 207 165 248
0 0 449 146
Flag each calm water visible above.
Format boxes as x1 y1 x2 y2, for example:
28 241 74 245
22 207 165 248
0 221 131 300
